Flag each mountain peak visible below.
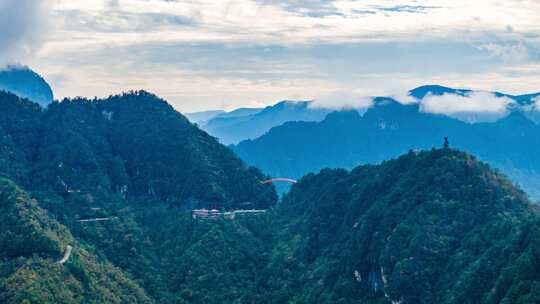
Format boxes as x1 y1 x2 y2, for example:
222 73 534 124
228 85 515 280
0 66 53 108
280 147 532 303
269 100 311 110
409 84 471 99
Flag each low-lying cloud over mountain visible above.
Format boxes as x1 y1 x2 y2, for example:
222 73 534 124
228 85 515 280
534 96 540 110
419 91 514 122
310 91 373 110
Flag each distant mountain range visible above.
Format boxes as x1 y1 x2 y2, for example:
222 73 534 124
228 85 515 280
188 101 331 144
188 85 540 145
185 107 265 129
0 65 53 107
184 110 225 125
232 86 540 200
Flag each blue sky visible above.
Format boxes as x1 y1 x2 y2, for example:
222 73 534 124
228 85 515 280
1 0 540 112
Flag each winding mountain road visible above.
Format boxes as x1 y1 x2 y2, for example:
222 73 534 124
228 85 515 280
57 245 72 264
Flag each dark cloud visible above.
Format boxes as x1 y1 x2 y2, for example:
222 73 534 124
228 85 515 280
0 0 51 65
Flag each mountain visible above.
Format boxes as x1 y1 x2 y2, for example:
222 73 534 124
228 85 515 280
2 95 540 304
155 148 540 303
0 65 53 108
0 178 152 303
409 84 474 99
214 107 263 119
197 85 540 146
0 89 278 303
3 87 540 303
184 110 224 125
185 107 263 126
409 84 540 105
201 100 331 144
271 148 540 303
233 98 540 200
410 85 540 123
0 90 276 210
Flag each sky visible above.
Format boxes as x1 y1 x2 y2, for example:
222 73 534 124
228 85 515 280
1 0 540 112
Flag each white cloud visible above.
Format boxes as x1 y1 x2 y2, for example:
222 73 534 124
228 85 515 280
43 0 540 50
310 91 373 110
420 91 514 122
390 91 418 104
0 0 52 65
13 0 540 111
534 96 540 111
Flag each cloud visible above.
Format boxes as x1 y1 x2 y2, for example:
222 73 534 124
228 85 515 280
390 91 418 104
477 42 530 63
310 91 373 110
0 0 52 65
256 0 342 17
534 96 540 111
420 91 514 122
21 0 540 112
46 0 540 49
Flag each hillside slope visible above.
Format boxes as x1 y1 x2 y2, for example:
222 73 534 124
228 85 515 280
0 90 277 303
0 90 276 210
0 178 152 304
270 148 540 303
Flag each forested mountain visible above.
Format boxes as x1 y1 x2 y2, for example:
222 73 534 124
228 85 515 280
200 101 330 144
233 98 540 200
0 178 152 303
0 90 276 303
2 89 540 303
0 90 276 209
272 148 540 303
0 66 53 108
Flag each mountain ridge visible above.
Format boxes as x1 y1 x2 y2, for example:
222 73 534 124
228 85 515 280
265 148 540 303
198 100 331 144
189 85 540 145
0 65 53 108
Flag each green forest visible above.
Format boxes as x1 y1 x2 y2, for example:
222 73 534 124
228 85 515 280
1 90 540 303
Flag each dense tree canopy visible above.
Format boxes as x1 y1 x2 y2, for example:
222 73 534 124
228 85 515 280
1 90 540 303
